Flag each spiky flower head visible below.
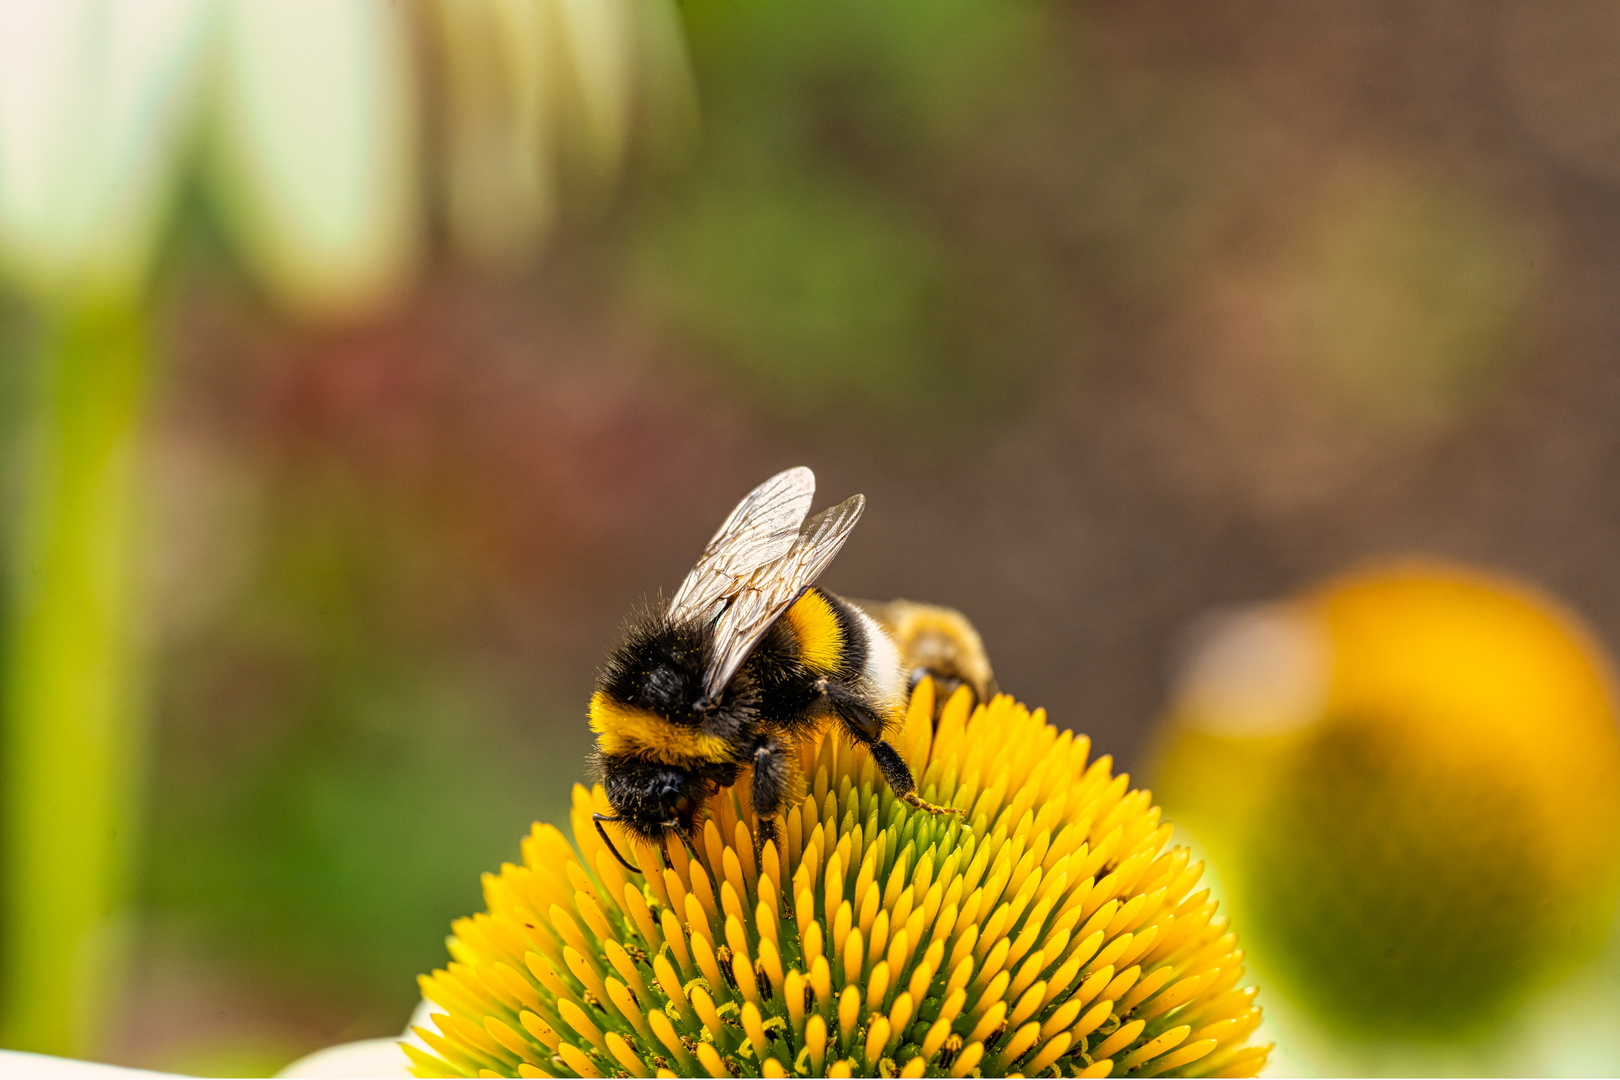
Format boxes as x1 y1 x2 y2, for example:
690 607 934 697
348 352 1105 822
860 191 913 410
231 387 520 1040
408 683 1269 1078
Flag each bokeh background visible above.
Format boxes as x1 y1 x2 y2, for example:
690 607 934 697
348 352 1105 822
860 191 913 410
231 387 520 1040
5 0 1620 1075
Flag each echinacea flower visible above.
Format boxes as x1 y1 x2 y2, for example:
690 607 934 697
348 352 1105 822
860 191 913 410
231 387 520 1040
408 682 1270 1078
1153 562 1620 1060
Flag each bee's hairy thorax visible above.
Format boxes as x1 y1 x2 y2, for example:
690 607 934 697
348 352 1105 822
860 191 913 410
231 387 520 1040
590 588 894 771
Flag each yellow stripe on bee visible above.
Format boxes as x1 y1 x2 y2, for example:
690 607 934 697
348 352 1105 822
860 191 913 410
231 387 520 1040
589 692 732 763
787 589 844 674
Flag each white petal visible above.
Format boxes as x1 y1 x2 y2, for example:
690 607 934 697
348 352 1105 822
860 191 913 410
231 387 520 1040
0 1050 184 1078
274 998 435 1078
0 0 212 297
275 1037 413 1078
212 0 421 318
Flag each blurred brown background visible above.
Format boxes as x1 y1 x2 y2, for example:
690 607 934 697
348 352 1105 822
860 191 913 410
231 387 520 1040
10 0 1620 1072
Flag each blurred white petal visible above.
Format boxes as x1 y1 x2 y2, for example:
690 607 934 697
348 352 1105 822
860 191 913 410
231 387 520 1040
211 0 421 318
1172 603 1330 737
0 0 694 306
0 0 212 299
435 0 560 266
552 0 635 186
434 0 697 267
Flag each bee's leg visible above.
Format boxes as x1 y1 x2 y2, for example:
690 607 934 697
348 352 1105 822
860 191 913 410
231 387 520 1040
830 691 962 819
749 738 790 868
870 740 963 818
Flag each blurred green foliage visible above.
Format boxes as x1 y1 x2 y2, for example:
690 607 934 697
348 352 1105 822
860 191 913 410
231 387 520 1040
625 1 1095 420
633 177 947 408
147 662 578 1007
3 303 152 1056
1291 173 1533 428
141 474 591 1025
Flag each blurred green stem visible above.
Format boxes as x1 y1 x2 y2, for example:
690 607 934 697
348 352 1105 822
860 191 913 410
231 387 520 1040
2 301 150 1055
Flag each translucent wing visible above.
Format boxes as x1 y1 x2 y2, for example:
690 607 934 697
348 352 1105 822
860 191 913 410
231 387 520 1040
702 493 866 700
668 467 817 624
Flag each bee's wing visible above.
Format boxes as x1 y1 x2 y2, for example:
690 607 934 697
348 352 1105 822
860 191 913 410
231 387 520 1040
668 467 817 623
703 493 866 700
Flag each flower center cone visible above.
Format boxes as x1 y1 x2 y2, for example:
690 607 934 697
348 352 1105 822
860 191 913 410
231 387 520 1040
411 681 1270 1078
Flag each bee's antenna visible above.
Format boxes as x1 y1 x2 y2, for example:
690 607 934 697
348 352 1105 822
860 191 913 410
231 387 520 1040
593 813 641 874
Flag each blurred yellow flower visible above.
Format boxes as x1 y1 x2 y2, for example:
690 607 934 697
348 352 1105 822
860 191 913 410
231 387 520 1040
1154 562 1620 1044
409 684 1269 1078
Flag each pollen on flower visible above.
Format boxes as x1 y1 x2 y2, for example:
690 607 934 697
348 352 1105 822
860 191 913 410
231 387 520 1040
407 683 1270 1078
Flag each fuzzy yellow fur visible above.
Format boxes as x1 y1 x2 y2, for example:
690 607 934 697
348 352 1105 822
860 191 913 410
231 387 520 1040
785 589 843 674
589 691 733 762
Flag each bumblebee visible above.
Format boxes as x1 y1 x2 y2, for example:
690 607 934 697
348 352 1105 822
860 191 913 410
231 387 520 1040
852 597 998 708
589 467 994 871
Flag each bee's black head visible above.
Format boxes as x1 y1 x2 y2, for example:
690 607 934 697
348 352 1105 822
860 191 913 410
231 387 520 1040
589 609 764 868
600 756 711 841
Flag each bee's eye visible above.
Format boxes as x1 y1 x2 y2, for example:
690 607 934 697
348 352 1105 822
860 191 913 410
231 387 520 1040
674 796 694 816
